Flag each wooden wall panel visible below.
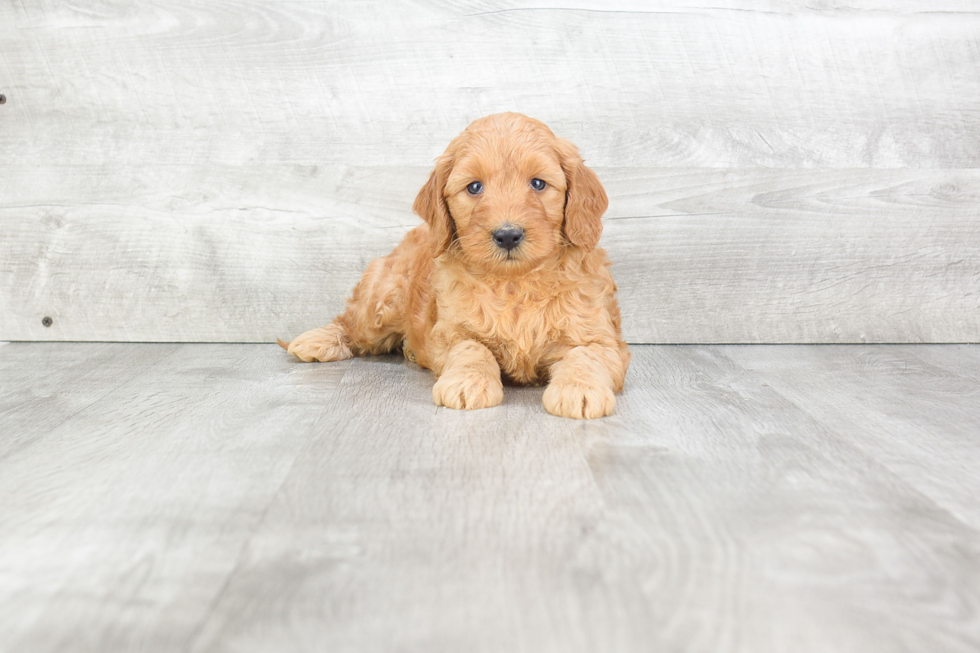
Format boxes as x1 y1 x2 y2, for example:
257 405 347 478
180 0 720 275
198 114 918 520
4 0 979 168
3 165 977 343
1 1 978 342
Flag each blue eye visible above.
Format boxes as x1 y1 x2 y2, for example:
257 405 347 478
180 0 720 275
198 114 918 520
530 178 546 191
466 181 484 195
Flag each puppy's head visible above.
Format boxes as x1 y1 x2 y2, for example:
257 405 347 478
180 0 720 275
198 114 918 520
413 113 608 274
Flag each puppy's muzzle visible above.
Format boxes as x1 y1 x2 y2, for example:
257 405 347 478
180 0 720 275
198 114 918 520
491 225 524 251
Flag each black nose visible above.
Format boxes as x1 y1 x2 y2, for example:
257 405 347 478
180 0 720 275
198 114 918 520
492 226 524 251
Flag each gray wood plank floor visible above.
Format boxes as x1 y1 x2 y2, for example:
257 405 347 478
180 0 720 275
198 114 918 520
1 343 978 653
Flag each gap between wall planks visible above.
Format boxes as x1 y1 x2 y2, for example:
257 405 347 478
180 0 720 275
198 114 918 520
1 1 979 343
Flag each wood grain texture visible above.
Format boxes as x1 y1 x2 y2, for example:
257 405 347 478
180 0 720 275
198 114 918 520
0 342 178 458
2 0 979 167
720 344 980 528
1 0 979 343
588 345 980 652
2 166 977 342
907 342 980 380
0 343 351 653
2 343 979 652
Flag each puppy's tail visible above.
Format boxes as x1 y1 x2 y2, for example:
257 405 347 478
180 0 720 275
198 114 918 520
276 338 291 351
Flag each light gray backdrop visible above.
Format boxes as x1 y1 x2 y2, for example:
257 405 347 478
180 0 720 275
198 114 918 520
1 0 978 343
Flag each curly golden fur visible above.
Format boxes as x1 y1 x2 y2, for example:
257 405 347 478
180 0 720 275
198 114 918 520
281 113 630 419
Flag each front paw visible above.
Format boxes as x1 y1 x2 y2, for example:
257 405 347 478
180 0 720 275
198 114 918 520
543 379 616 419
432 369 504 410
284 323 353 362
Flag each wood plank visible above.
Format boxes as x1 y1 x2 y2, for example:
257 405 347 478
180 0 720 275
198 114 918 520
2 344 979 651
607 168 980 343
905 343 980 380
0 343 352 653
591 345 980 652
190 356 607 652
188 347 980 653
1 1 978 168
2 166 977 343
720 344 980 528
0 343 178 459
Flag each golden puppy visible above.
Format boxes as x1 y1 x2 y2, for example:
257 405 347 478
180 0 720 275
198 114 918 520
281 113 630 419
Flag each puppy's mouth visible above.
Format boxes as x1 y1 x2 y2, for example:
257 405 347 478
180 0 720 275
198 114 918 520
485 242 528 271
498 246 527 264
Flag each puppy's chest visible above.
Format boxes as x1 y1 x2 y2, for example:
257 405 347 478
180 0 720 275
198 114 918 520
447 279 572 381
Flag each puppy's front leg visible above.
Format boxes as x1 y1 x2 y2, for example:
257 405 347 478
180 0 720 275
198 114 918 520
543 344 628 419
279 321 354 362
432 340 504 411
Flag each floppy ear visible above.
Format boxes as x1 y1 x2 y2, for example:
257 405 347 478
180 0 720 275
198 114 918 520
557 138 608 250
412 154 455 256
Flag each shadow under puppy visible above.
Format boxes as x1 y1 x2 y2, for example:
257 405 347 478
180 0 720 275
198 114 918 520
280 113 630 419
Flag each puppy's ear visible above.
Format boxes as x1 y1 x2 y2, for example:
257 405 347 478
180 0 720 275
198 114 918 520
413 154 455 256
557 138 608 250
